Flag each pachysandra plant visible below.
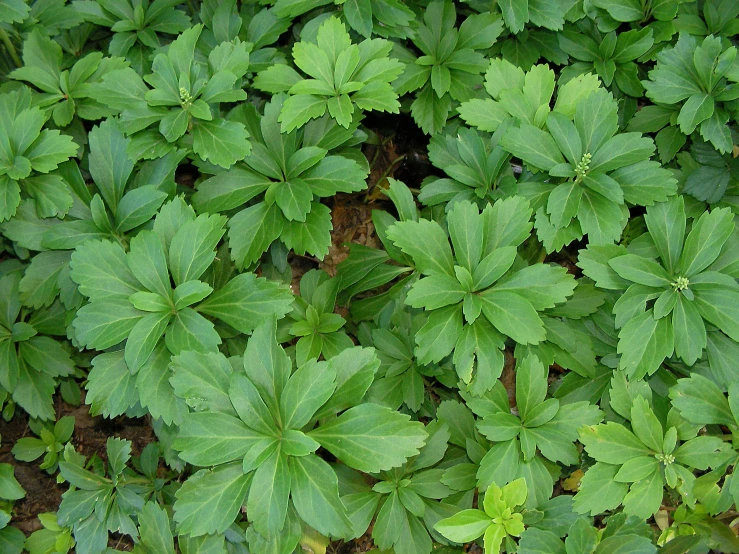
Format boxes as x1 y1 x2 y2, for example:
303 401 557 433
387 198 576 394
558 25 654 97
575 396 732 519
171 319 427 549
501 87 677 248
10 120 175 311
72 0 192 74
0 272 75 421
475 355 602 507
280 269 353 366
418 127 514 210
340 421 457 554
435 478 528 553
9 29 128 127
57 439 164 554
579 195 739 379
0 88 78 222
92 24 252 165
11 415 74 473
642 33 739 154
391 0 503 135
457 58 601 134
193 93 368 267
254 16 403 132
69 197 293 423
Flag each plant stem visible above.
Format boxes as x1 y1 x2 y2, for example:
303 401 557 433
0 27 21 68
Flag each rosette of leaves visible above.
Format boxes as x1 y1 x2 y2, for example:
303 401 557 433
518 514 658 554
92 24 251 166
69 197 294 424
391 1 503 135
417 127 513 210
435 478 528 553
642 33 739 154
458 58 602 134
578 196 739 380
271 0 415 39
12 415 74 474
336 178 416 318
674 0 739 39
0 462 25 554
501 87 677 247
0 272 75 421
362 316 453 413
9 120 176 311
386 198 576 394
575 396 732 519
474 355 602 508
254 17 403 132
57 439 164 554
340 421 457 554
198 0 290 73
24 512 75 554
558 25 654 97
281 269 353 366
72 0 191 74
193 94 368 268
171 319 428 548
0 87 78 222
9 29 128 128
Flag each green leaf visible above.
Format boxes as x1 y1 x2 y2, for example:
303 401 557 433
73 298 143 350
386 219 454 276
644 196 684 274
197 273 293 334
608 255 670 288
679 207 734 278
289 454 352 537
115 186 168 233
70 240 142 301
128 230 171 299
85 351 138 418
247 448 290 538
88 119 133 213
480 291 545 345
309 403 427 472
138 502 175 554
622 469 663 519
669 374 735 426
579 422 651 464
169 213 227 286
192 119 251 169
501 123 565 171
174 463 251 536
280 359 336 430
630 397 663 453
676 93 714 135
573 463 628 516
434 508 490 542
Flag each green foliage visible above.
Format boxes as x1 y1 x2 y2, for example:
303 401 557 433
254 16 403 131
1 1 739 553
172 318 426 546
12 415 75 473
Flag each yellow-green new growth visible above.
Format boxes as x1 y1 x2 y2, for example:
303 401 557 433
434 478 528 553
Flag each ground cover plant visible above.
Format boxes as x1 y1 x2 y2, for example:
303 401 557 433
0 0 739 553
